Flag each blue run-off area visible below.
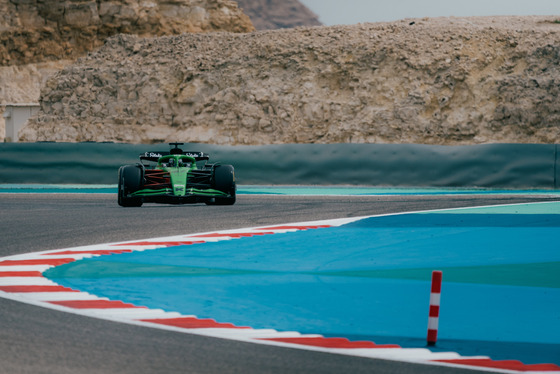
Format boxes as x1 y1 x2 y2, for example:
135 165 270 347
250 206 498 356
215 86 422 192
46 202 560 365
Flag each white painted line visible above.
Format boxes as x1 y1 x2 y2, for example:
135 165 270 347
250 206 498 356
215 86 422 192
0 265 53 272
17 292 101 301
0 277 57 286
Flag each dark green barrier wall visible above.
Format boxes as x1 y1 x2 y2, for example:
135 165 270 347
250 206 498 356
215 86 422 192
1 142 558 188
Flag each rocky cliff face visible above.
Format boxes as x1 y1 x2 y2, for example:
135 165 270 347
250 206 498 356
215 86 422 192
20 16 560 145
235 0 321 30
0 0 254 66
0 0 255 140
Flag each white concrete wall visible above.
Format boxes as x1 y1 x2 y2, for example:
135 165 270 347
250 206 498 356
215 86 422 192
3 104 40 142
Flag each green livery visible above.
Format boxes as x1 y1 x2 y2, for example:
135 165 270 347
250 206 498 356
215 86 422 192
118 143 236 207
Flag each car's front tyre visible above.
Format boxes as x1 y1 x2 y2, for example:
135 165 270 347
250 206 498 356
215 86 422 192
118 165 143 207
207 164 236 205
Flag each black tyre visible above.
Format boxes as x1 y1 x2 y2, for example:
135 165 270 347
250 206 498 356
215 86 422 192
118 165 143 207
207 164 236 205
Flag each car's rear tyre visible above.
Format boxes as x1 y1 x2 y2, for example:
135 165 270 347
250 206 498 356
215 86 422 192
118 165 143 207
207 164 236 205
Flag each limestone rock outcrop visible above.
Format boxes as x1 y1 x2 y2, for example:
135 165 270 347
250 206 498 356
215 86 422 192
0 0 254 66
20 16 560 145
0 0 255 140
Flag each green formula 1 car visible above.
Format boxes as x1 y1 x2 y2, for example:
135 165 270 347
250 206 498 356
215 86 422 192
118 143 236 207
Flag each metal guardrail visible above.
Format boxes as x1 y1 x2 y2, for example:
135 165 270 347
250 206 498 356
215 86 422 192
1 142 558 188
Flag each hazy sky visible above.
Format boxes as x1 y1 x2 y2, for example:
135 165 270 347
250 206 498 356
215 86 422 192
299 0 560 25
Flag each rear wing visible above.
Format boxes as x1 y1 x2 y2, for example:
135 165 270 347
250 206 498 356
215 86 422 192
140 151 210 163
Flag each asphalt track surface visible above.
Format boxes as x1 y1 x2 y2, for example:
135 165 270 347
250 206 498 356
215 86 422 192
1 193 559 374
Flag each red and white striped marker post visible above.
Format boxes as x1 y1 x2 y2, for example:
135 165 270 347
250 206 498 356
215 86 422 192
427 270 442 346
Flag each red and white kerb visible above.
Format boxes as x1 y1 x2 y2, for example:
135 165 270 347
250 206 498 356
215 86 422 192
427 270 442 346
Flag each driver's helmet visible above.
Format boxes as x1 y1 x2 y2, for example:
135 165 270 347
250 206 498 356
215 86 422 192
168 158 175 166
